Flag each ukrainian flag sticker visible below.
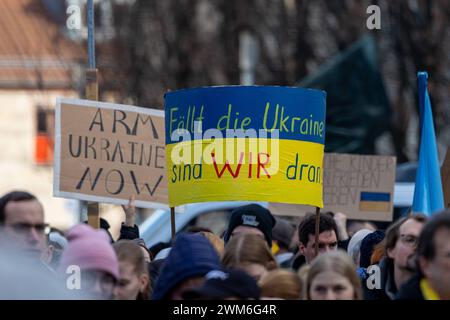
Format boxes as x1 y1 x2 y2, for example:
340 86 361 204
359 192 391 212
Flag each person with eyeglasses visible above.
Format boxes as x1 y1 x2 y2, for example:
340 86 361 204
0 191 49 261
362 213 427 300
396 210 450 300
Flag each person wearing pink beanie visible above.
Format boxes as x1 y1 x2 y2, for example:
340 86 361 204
59 224 119 300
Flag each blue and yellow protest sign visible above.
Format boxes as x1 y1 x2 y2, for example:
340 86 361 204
164 86 326 207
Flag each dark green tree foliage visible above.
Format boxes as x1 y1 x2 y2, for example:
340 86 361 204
105 0 449 162
300 36 390 154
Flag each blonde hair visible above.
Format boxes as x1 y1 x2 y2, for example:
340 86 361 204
113 240 150 299
297 264 310 300
199 231 225 257
306 250 362 300
222 233 278 271
259 269 302 300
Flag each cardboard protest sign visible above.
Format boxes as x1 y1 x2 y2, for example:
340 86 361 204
54 98 168 208
164 86 326 207
269 153 397 221
442 148 450 208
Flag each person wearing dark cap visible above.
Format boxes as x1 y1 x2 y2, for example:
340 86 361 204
152 233 221 300
272 217 295 268
182 269 260 300
224 204 276 248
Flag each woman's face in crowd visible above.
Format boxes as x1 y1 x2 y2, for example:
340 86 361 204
115 261 144 300
309 271 355 300
81 269 116 300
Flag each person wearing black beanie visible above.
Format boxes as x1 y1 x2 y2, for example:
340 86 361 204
223 204 276 248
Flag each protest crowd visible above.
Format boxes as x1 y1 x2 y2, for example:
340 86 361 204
0 190 449 300
0 0 448 307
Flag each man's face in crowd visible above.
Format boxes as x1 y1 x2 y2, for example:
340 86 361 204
231 226 264 240
388 218 424 273
3 199 46 257
115 261 148 300
299 230 338 264
420 227 450 299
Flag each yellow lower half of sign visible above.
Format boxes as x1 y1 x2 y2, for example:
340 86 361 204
166 138 324 208
359 201 391 212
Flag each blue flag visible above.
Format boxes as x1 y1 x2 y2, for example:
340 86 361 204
412 72 444 215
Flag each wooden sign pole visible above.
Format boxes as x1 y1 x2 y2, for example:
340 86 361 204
86 0 99 229
170 207 176 240
314 206 320 256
